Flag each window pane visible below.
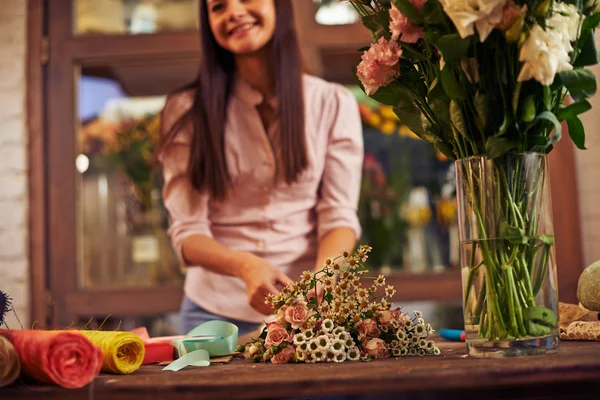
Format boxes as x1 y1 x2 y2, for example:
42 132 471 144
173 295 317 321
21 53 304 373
74 0 199 35
76 60 198 289
313 0 359 25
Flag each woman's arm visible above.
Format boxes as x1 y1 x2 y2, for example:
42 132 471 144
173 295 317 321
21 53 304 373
313 84 365 268
158 93 291 315
313 227 357 271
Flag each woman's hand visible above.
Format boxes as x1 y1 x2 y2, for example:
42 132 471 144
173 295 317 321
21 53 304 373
237 252 293 315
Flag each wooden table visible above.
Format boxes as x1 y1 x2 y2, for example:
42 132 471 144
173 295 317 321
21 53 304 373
2 341 600 400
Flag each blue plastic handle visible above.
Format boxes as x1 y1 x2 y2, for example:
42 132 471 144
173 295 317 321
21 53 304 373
439 328 465 341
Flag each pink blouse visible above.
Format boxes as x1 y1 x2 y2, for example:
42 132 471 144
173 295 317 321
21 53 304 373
160 74 364 323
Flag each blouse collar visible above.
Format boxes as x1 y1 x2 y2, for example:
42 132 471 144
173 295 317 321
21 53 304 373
232 75 279 109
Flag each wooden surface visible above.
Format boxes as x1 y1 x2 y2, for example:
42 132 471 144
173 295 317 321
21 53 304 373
2 341 600 400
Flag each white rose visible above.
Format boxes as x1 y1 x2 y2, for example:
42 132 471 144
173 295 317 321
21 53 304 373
518 25 573 87
439 0 507 42
547 3 583 52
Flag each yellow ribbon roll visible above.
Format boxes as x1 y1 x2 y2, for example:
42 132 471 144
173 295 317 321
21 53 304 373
0 335 21 387
79 331 145 374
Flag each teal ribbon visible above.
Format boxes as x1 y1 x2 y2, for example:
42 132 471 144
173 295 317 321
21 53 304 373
162 321 239 372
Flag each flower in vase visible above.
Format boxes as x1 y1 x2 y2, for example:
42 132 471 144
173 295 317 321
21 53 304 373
265 322 291 348
496 0 527 39
389 2 425 43
518 24 573 86
364 338 389 359
271 345 296 364
547 3 584 52
356 37 402 95
439 0 506 42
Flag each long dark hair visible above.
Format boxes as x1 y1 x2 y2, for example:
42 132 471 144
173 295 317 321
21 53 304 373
157 0 307 201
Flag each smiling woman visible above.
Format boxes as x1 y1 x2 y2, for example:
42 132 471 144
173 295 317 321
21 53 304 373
156 0 364 336
206 0 276 54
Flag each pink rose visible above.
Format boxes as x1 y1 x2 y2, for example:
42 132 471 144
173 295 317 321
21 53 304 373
356 37 402 96
285 304 310 330
271 345 296 364
358 318 380 338
265 322 291 348
364 338 389 359
378 311 394 327
389 3 424 44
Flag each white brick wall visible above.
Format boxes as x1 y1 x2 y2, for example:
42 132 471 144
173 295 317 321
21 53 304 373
0 0 29 329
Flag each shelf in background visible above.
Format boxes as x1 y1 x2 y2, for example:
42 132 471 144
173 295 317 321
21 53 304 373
385 269 462 303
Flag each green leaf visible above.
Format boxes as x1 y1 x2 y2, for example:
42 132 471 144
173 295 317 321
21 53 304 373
567 115 587 150
393 0 423 24
543 86 552 111
450 100 468 138
441 67 465 100
474 91 490 130
523 306 558 328
393 96 426 137
428 78 451 123
519 95 536 122
526 320 552 336
434 139 456 159
434 34 472 65
539 235 555 246
400 43 427 61
500 222 527 244
556 100 592 121
485 137 517 158
534 111 562 145
361 10 391 40
422 0 445 24
574 31 599 67
582 12 600 32
259 328 267 340
558 69 597 102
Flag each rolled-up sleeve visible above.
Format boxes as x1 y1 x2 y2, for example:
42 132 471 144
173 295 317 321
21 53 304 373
158 92 213 266
315 85 364 241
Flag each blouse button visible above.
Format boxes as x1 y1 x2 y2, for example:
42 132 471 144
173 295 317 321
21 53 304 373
257 240 265 250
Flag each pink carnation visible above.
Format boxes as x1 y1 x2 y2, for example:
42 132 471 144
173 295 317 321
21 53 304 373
356 37 402 96
497 1 525 31
389 3 424 43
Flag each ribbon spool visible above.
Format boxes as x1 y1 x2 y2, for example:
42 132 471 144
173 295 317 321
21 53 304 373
79 331 145 374
163 321 238 372
0 335 21 388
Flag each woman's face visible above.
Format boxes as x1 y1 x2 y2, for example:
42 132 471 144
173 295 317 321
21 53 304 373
207 0 276 55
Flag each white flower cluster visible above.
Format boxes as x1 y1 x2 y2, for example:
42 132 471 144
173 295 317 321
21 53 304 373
518 3 582 86
242 245 442 364
292 324 360 363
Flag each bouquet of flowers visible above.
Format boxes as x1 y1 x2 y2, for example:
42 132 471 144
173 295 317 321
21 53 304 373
347 0 599 348
349 0 597 157
238 245 440 364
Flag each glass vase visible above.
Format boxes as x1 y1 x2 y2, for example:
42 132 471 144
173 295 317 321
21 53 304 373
455 153 560 358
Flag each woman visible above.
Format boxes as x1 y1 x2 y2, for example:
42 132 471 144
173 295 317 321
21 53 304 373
157 0 364 336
